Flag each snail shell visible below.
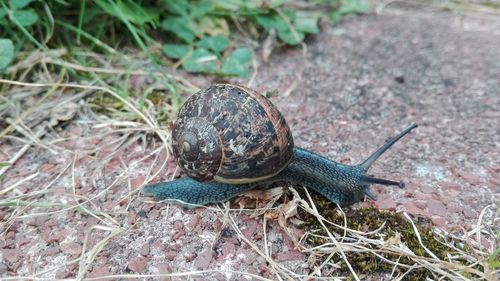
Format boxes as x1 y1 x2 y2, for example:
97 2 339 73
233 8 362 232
172 84 294 184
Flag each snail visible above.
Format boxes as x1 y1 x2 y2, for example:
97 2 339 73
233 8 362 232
142 84 417 207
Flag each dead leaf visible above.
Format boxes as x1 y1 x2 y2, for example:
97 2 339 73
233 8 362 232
235 189 270 209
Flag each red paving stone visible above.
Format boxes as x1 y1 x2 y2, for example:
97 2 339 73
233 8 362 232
127 255 150 273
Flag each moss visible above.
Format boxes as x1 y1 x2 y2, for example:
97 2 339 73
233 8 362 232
298 191 477 280
88 89 172 122
89 92 125 111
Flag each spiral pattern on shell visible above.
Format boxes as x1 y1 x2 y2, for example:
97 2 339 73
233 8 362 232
172 84 294 184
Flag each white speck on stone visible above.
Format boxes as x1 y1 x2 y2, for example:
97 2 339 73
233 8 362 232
218 251 246 279
414 163 446 181
198 232 216 244
170 210 184 221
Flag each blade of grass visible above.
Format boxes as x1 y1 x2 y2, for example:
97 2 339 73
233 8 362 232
98 0 183 111
77 0 86 44
0 200 113 217
55 19 119 55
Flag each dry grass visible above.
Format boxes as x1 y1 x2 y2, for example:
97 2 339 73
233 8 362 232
1 50 176 279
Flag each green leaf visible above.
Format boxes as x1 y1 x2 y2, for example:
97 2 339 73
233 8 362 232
0 38 14 69
162 0 188 16
255 14 288 32
182 48 218 73
161 17 196 43
163 43 190 59
189 0 213 18
340 0 370 14
0 162 10 168
222 47 252 77
94 0 158 26
282 9 297 21
294 17 319 34
195 35 229 54
12 9 38 26
488 247 500 270
331 0 370 22
256 12 307 45
214 0 243 11
10 0 33 9
115 0 159 26
278 29 305 45
0 7 6 20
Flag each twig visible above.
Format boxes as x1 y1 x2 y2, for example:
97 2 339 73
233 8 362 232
0 200 113 217
0 172 39 195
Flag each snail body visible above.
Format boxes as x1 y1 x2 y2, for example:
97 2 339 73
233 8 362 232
142 84 417 206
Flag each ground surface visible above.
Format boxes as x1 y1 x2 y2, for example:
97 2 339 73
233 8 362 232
1 8 499 281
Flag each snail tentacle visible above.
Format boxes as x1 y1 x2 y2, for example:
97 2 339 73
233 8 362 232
359 124 418 171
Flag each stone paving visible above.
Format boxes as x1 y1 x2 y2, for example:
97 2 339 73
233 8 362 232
257 11 500 230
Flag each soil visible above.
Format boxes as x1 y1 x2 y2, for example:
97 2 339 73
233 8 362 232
1 8 499 281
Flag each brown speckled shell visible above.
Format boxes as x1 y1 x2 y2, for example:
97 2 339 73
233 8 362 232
172 84 294 184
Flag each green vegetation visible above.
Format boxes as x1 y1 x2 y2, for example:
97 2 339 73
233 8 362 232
488 247 500 270
0 0 372 118
0 0 370 76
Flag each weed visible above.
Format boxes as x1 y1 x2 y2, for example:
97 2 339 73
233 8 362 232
0 0 370 76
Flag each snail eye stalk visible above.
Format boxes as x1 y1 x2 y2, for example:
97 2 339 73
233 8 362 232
359 124 418 171
358 124 418 190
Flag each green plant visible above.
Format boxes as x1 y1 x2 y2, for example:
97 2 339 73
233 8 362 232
0 1 370 75
488 247 500 270
0 38 14 69
159 0 319 76
0 0 40 70
330 0 370 22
